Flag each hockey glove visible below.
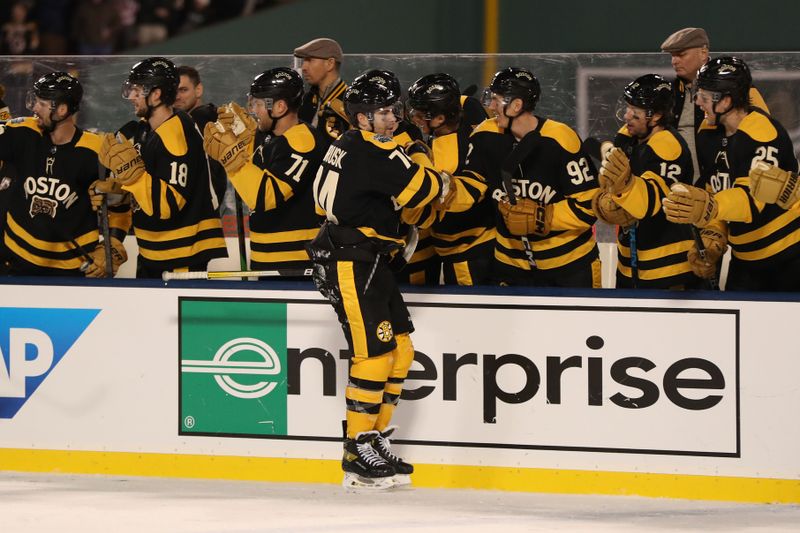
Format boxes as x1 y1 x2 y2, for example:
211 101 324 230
88 179 126 212
598 147 633 195
749 162 800 209
498 197 552 236
203 121 249 175
687 228 727 280
99 133 145 186
591 190 636 227
84 237 128 278
663 183 718 227
217 102 257 146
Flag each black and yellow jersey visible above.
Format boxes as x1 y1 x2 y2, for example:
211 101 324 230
299 78 349 144
0 117 101 274
611 126 696 288
467 116 598 272
430 112 495 260
118 111 227 272
696 108 800 266
386 121 441 284
313 128 442 251
227 121 326 270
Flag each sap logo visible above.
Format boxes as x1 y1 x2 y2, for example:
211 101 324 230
0 307 100 419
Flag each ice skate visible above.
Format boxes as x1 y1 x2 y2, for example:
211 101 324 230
373 426 413 487
342 430 395 491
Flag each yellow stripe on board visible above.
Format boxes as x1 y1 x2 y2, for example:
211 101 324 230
0 448 798 504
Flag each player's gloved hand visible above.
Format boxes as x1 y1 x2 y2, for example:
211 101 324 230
687 228 727 279
663 183 718 227
748 162 800 209
88 179 125 212
203 121 249 175
598 147 632 195
99 133 145 186
217 102 256 146
591 190 636 226
84 237 128 278
497 197 552 236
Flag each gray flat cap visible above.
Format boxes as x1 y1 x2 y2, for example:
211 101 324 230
293 38 343 62
660 27 709 52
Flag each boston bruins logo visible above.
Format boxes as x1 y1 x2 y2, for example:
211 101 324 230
376 320 393 342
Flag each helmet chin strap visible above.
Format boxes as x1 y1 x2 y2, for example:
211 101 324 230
712 99 733 128
43 102 70 134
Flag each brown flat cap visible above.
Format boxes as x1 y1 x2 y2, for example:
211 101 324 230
660 27 709 52
293 38 343 62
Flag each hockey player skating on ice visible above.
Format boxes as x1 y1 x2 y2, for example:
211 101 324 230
307 75 446 490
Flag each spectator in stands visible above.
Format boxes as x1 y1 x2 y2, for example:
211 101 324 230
34 0 71 54
137 0 172 46
1 1 39 54
114 0 140 51
72 0 121 55
293 37 349 144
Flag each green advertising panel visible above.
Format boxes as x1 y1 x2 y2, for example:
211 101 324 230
180 298 287 436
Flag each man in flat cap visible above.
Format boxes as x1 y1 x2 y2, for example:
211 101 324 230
661 27 768 183
294 37 350 144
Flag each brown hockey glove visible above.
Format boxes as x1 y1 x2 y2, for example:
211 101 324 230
598 147 633 195
203 121 249 175
497 197 553 236
404 139 434 162
687 228 727 280
749 162 800 209
591 190 636 227
88 179 125 212
216 102 257 145
84 237 128 278
99 133 145 186
663 183 718 227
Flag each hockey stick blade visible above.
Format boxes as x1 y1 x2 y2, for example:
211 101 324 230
162 268 313 281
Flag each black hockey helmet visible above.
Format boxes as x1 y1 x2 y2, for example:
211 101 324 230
621 74 673 125
249 67 304 110
696 56 752 108
485 67 540 111
407 73 461 122
352 69 402 97
343 75 401 125
27 71 83 114
123 57 179 105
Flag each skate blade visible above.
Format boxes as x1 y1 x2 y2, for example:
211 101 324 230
391 474 412 488
342 472 395 492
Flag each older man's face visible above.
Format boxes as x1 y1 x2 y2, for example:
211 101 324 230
671 46 709 82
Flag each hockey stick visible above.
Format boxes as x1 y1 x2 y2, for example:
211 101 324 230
162 268 313 281
97 159 113 278
234 191 248 272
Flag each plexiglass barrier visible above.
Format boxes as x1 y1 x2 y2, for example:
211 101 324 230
4 52 800 245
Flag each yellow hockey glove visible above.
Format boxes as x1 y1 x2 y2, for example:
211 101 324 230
99 133 145 186
749 162 800 209
203 121 249 175
599 147 633 195
497 197 553 236
88 179 125 212
84 237 128 278
663 183 718 227
217 102 257 145
591 190 636 226
687 228 727 279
